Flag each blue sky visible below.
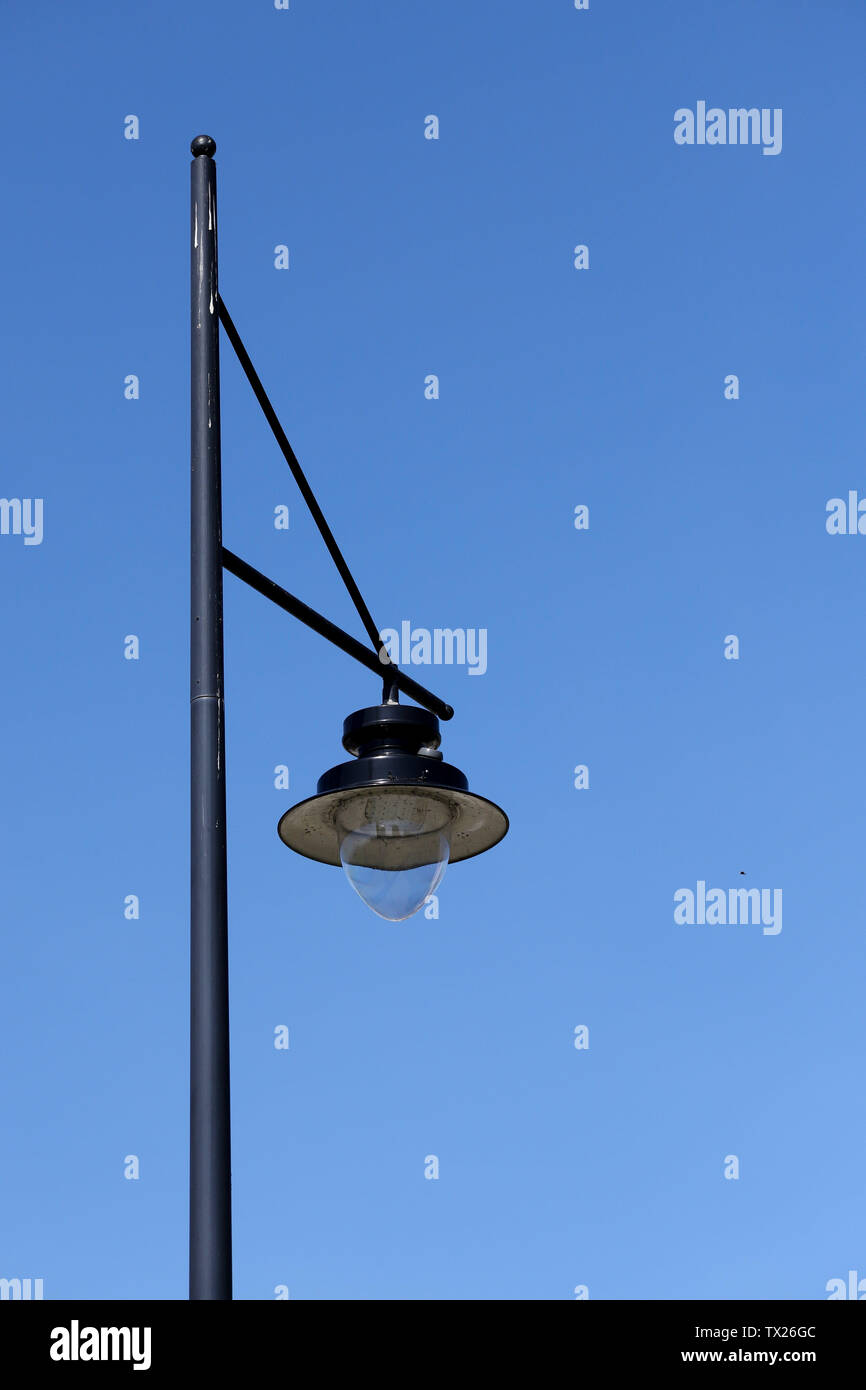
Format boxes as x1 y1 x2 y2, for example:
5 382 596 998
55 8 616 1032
1 0 864 1300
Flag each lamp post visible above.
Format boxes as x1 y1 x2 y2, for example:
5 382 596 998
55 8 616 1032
188 135 507 1300
190 134 230 1303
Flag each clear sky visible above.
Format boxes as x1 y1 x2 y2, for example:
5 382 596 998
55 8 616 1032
1 0 864 1301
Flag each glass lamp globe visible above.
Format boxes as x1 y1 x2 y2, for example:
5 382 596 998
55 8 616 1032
336 790 452 921
277 703 507 922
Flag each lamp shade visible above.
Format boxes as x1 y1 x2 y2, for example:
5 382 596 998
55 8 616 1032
277 704 508 919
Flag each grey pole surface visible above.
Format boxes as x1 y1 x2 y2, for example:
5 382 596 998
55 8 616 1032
190 134 232 1300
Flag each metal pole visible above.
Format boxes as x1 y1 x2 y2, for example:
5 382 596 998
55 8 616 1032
190 133 232 1300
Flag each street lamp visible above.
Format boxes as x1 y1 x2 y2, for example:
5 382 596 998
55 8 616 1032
279 702 508 921
189 135 508 1299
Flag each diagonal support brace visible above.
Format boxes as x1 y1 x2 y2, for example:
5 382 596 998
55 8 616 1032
222 548 454 721
217 297 383 654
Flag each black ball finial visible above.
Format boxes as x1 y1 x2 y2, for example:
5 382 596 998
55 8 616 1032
191 135 216 158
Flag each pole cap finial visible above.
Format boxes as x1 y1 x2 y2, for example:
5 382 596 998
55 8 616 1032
191 135 216 158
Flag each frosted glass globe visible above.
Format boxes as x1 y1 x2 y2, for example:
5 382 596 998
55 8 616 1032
337 792 451 921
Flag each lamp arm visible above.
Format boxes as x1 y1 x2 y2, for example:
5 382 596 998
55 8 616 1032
221 547 454 721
